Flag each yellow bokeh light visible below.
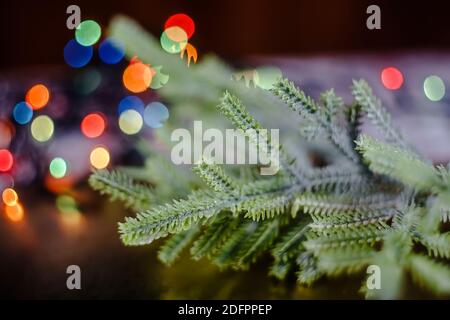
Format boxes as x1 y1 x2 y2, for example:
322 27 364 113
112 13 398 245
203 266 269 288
31 115 54 142
2 188 18 206
118 109 143 135
5 203 24 222
90 146 110 169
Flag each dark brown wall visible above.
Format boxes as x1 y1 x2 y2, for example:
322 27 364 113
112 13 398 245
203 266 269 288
0 0 449 69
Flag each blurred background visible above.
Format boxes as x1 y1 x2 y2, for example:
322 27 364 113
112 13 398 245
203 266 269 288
0 0 449 299
2 0 450 69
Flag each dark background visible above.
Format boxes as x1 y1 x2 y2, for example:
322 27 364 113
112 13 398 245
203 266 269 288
1 0 450 70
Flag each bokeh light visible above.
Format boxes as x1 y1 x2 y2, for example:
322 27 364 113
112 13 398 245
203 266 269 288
143 102 169 128
49 157 67 179
0 119 14 148
118 96 144 115
99 38 125 64
164 13 195 39
13 101 33 125
180 43 198 66
57 195 82 227
81 113 106 138
75 20 101 46
56 195 79 214
26 84 50 110
381 67 404 90
122 62 152 93
160 27 188 54
64 39 93 68
44 175 74 194
31 115 54 142
5 203 24 222
150 66 170 89
254 67 282 90
0 149 13 172
118 109 143 135
424 75 446 101
2 188 18 206
73 68 102 95
90 146 110 169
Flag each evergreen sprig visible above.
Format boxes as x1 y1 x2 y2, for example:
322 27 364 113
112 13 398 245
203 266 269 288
91 65 450 297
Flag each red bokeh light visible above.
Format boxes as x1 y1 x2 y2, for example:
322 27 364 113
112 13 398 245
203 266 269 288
0 149 13 172
164 13 195 39
381 67 404 90
81 113 106 138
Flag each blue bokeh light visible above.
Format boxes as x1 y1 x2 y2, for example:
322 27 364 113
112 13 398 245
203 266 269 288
99 38 125 64
64 39 93 68
144 102 169 128
13 101 33 125
118 96 145 115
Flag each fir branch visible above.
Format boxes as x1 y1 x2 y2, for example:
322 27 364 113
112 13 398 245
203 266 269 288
296 192 399 216
89 169 153 211
304 223 389 253
320 89 344 121
158 226 201 265
119 178 297 246
356 135 442 191
409 254 450 296
241 194 292 221
351 79 408 150
234 218 280 268
269 259 293 280
305 166 373 193
217 91 300 181
119 190 220 245
272 217 311 262
212 221 257 268
190 214 242 260
271 78 359 164
346 102 363 144
418 232 450 259
317 245 376 276
296 251 322 285
193 161 238 193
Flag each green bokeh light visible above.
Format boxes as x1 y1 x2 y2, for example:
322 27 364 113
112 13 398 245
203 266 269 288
56 195 79 214
73 68 102 95
75 20 102 46
424 75 445 101
49 157 67 179
150 66 170 89
160 27 187 54
254 67 283 90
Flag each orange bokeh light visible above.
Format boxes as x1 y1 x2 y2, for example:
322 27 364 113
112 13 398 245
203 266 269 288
2 188 18 206
26 84 50 110
5 203 24 222
81 113 106 138
44 174 74 194
123 62 152 93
